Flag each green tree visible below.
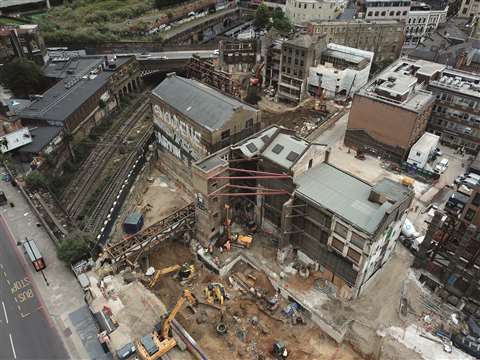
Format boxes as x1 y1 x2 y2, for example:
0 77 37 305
0 59 46 98
62 130 76 162
272 8 291 33
254 3 270 28
57 231 92 264
25 171 47 190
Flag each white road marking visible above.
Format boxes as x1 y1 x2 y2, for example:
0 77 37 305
2 301 8 324
9 333 16 359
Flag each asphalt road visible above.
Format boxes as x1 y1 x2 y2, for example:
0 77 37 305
0 216 68 360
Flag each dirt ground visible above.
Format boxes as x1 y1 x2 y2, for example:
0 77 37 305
148 240 362 360
110 167 192 241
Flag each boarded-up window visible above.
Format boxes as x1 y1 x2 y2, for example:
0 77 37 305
332 238 344 252
347 248 362 264
350 232 366 250
334 222 348 238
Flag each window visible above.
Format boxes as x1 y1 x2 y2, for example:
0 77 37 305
334 222 348 238
403 10 408 15
389 10 394 15
246 118 254 128
368 11 373 16
381 11 386 16
465 208 476 222
332 238 344 252
350 232 366 249
347 248 362 264
374 11 379 16
221 129 230 140
308 159 313 169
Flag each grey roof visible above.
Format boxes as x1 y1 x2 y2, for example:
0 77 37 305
18 126 61 154
0 0 44 8
20 57 129 123
284 34 319 49
43 55 97 79
295 163 392 234
151 75 258 131
372 178 412 204
262 132 309 170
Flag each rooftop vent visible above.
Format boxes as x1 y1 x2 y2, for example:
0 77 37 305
261 135 270 143
271 144 284 154
246 142 258 153
286 151 299 162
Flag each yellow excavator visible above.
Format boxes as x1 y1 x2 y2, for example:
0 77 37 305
225 204 253 248
135 289 198 360
148 263 195 288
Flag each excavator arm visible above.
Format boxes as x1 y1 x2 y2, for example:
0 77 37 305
162 289 197 338
148 264 181 288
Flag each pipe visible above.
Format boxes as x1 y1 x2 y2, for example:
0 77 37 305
171 319 209 360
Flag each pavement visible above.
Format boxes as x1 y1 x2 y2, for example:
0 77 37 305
0 172 106 359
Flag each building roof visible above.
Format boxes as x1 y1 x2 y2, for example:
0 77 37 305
17 126 61 154
410 132 439 154
43 54 96 79
262 132 309 170
284 34 320 49
20 57 129 124
0 0 44 9
429 68 480 99
0 127 32 153
372 178 412 204
295 163 394 234
151 74 258 132
358 58 440 112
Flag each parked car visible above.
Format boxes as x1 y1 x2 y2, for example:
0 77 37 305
435 158 449 173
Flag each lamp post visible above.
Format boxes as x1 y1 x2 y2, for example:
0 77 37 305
18 237 49 287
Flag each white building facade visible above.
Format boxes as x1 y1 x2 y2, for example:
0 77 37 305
307 43 373 98
285 0 347 23
404 3 448 47
364 0 411 20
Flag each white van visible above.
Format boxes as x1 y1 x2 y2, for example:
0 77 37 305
435 158 449 173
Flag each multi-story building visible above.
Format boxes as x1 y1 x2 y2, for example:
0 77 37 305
277 34 326 104
459 0 480 18
306 19 405 64
404 1 448 48
0 17 46 65
285 0 347 24
345 58 443 162
193 125 414 299
307 43 373 98
427 68 480 153
364 0 411 20
263 37 283 89
151 73 261 189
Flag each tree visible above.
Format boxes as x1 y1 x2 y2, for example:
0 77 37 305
57 231 92 264
272 8 292 33
62 130 76 162
25 171 47 190
254 3 270 28
0 59 46 98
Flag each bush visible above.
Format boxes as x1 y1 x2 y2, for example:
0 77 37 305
25 171 47 190
57 231 92 264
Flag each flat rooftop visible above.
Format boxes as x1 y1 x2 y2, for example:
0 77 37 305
295 163 396 234
429 68 480 99
43 53 95 79
358 58 441 112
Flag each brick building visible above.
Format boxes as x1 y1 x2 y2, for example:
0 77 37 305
306 19 405 65
345 58 443 162
0 17 46 65
151 73 261 189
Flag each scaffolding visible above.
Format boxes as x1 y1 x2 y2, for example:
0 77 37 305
185 55 241 98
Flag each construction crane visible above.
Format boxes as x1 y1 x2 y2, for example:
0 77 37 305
148 263 194 288
135 289 198 360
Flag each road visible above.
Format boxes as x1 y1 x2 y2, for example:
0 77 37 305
0 216 68 360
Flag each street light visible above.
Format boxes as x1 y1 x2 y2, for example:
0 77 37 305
17 237 49 287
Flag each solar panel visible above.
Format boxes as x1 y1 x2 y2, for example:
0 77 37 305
246 142 258 153
272 144 284 154
286 151 299 162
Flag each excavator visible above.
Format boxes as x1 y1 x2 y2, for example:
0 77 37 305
225 204 253 248
148 263 195 288
135 289 198 360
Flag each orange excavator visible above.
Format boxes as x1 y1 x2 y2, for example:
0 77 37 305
135 289 197 360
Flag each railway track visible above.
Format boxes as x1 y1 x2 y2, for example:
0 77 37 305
62 95 151 219
82 125 153 235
